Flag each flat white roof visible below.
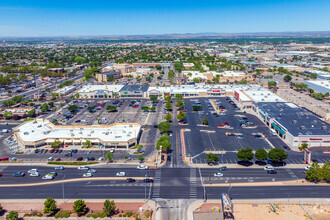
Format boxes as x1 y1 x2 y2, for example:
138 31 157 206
16 119 140 143
56 86 76 94
306 80 330 89
77 85 124 93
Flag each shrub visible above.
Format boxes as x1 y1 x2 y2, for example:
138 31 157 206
0 203 3 214
44 197 56 214
144 210 153 218
54 210 71 219
73 199 87 216
6 211 18 220
48 161 98 165
119 214 122 217
87 211 106 219
124 211 133 217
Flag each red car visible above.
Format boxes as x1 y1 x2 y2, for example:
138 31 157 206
218 124 224 127
56 158 61 161
50 149 55 153
0 157 9 161
0 173 2 177
224 122 229 125
132 105 138 108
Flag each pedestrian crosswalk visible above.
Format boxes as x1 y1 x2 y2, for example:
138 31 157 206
190 168 197 199
152 170 162 198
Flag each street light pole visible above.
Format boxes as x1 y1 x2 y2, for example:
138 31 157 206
62 174 66 203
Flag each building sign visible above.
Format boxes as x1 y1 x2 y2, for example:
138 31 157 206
96 90 106 95
234 91 240 101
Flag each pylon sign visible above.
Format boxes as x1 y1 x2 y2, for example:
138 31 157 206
304 150 311 164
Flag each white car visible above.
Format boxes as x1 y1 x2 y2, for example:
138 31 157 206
137 165 149 170
47 157 54 161
88 169 97 173
30 172 40 177
83 173 93 177
110 148 115 153
98 157 104 161
116 172 126 177
304 166 311 171
78 166 90 170
28 169 39 174
42 175 54 180
214 173 223 177
55 166 65 170
264 166 274 171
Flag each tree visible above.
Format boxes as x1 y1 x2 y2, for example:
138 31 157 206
177 111 186 122
155 65 162 70
149 95 158 102
164 112 172 122
306 162 322 182
255 149 268 161
68 105 78 112
137 155 145 162
268 81 277 88
158 121 171 133
142 106 150 111
267 148 288 162
88 106 95 112
202 118 208 125
164 95 172 102
105 152 113 162
206 153 219 164
51 140 62 148
310 73 318 79
44 197 57 214
175 100 184 108
41 103 49 112
175 94 183 100
0 203 3 214
106 105 117 112
136 144 143 152
193 78 200 83
75 56 86 64
73 199 87 216
103 199 116 216
321 162 330 181
6 211 18 220
3 111 13 119
193 105 202 111
237 148 254 162
298 143 308 151
150 106 156 112
283 74 292 82
156 134 171 152
165 101 172 110
84 140 92 147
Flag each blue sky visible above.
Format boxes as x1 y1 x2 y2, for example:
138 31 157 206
0 0 329 36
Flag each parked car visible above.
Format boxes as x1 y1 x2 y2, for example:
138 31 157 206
48 157 54 161
76 157 83 161
283 146 290 150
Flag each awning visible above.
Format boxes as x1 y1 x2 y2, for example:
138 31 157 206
271 123 285 135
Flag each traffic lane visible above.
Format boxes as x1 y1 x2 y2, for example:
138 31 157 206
204 185 330 199
0 167 155 184
200 168 305 178
0 181 152 199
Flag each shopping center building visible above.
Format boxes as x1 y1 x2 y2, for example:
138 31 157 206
14 119 141 149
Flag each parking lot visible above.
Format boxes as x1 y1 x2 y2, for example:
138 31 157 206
181 97 286 163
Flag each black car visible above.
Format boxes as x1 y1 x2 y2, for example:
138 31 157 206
219 166 228 171
283 146 290 150
143 178 153 183
87 157 95 161
35 149 39 154
65 153 72 157
167 156 171 162
126 178 136 183
267 170 277 174
77 157 83 161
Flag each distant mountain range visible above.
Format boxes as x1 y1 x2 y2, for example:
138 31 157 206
1 31 329 41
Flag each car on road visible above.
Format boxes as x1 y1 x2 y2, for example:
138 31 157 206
30 172 40 177
55 166 65 170
304 166 310 171
219 166 228 171
42 175 54 180
137 165 149 170
126 178 136 183
267 170 277 174
214 173 223 177
78 166 90 170
264 166 274 171
88 169 97 173
116 172 126 177
143 178 153 183
83 173 93 177
13 172 25 177
283 146 290 150
28 169 39 174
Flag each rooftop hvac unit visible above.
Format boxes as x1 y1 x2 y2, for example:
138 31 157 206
312 120 318 124
115 136 122 138
31 130 34 132
129 125 133 127
321 126 327 130
71 133 74 136
300 126 306 130
292 120 297 124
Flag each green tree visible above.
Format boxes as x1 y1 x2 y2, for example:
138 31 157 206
283 74 292 82
165 101 172 110
164 95 172 102
158 121 171 133
193 105 202 111
88 106 95 112
6 211 18 220
202 118 208 125
149 95 158 102
137 155 145 162
156 134 172 152
73 199 87 216
175 100 184 108
103 199 116 216
177 111 186 122
268 81 277 88
237 148 254 162
255 148 268 161
136 144 143 152
51 140 62 148
68 105 78 112
142 106 150 111
3 111 13 119
267 148 288 162
106 105 117 112
175 94 183 100
27 110 36 117
75 56 86 64
105 152 113 162
298 143 308 151
306 162 322 182
41 103 49 112
164 112 172 122
193 78 200 83
321 162 330 181
84 140 92 147
150 106 156 112
310 73 318 79
206 153 219 164
44 197 57 214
